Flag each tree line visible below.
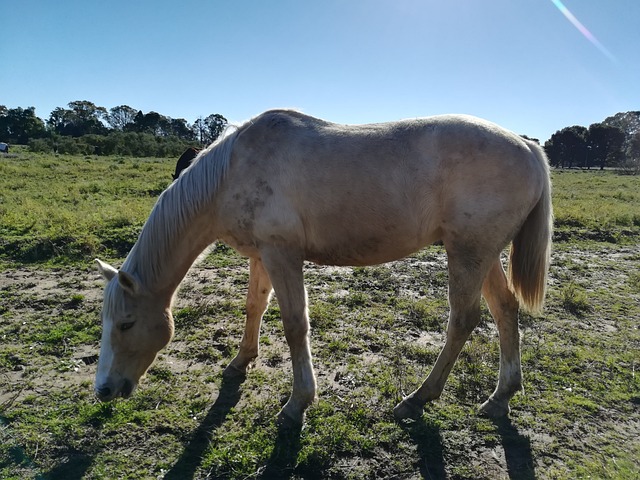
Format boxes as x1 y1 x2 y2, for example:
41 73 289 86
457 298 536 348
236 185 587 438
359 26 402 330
543 111 640 173
1 102 639 172
0 101 227 157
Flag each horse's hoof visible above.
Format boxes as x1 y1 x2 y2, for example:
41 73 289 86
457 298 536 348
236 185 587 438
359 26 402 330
479 397 510 418
393 397 424 421
276 408 304 430
222 363 247 379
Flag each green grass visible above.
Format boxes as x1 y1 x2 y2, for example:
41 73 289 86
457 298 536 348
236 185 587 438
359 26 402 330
0 151 639 478
0 147 174 265
552 169 640 240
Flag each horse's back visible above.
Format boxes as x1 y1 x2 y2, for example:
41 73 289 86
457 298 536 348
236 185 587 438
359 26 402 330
219 110 548 265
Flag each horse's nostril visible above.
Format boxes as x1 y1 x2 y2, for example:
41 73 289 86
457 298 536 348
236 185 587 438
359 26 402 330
121 379 133 398
96 385 111 399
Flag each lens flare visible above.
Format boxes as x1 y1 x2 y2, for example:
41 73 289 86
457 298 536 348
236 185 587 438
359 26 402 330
550 0 616 63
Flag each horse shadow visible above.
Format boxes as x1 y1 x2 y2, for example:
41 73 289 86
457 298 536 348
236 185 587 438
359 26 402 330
44 452 94 480
164 374 245 480
400 417 448 479
400 414 535 480
492 416 536 479
1 411 93 480
256 422 303 479
164 373 304 479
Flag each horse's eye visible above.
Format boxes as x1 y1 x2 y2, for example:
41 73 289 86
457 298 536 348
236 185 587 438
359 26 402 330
120 322 135 332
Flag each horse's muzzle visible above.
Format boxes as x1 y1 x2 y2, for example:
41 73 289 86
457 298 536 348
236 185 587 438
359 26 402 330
95 379 134 402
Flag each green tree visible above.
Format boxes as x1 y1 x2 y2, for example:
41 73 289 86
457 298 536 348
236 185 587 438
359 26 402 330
48 101 108 136
587 123 625 170
169 118 195 140
0 106 46 144
621 130 640 174
544 126 588 168
127 111 173 136
193 114 228 146
205 113 227 143
107 105 139 131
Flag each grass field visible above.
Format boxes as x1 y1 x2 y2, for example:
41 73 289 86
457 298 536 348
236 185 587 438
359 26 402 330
1 148 639 479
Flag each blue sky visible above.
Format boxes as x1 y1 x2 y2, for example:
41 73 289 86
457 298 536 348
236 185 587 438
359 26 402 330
1 0 638 142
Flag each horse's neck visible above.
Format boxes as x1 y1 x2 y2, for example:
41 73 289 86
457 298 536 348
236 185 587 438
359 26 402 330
124 198 217 299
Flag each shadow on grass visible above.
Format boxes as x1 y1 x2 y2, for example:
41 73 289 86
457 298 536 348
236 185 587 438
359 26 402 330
164 375 245 480
45 451 94 480
257 422 303 479
400 417 447 480
493 416 536 480
0 412 94 480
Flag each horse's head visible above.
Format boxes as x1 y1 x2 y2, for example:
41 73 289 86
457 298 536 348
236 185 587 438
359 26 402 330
94 259 174 402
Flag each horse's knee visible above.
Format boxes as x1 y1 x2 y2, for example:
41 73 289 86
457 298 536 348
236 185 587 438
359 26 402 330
282 318 310 345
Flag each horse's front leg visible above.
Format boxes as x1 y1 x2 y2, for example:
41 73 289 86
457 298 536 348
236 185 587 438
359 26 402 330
261 247 316 427
224 257 273 377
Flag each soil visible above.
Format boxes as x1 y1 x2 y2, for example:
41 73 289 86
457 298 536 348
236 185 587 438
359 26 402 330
1 242 639 479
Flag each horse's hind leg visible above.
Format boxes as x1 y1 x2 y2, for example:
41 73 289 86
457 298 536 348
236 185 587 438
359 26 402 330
224 257 273 377
478 259 522 417
394 251 487 420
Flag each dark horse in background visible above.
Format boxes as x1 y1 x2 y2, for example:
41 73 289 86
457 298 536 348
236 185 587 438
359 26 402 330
172 147 200 180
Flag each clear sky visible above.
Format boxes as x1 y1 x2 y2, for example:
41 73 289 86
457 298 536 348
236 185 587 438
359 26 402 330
1 0 638 142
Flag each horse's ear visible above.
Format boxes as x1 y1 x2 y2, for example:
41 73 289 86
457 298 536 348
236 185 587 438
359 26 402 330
96 258 118 282
117 271 140 296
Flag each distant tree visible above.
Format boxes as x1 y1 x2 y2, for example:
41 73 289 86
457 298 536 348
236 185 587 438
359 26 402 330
629 131 640 159
587 123 625 170
544 126 588 168
621 130 640 174
48 101 108 136
204 113 227 142
127 111 173 136
192 117 207 145
169 118 195 140
68 100 108 135
193 114 228 146
108 105 139 131
0 106 46 144
47 107 72 134
520 134 540 144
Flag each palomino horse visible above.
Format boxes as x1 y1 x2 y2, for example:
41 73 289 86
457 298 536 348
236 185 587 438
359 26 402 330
95 109 552 425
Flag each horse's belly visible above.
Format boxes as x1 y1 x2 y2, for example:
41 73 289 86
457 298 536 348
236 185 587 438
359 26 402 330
304 233 430 267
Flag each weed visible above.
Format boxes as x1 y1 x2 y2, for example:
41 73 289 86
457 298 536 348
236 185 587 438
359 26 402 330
560 281 591 315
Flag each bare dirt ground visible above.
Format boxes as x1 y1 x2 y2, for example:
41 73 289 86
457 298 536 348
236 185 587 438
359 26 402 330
1 242 639 479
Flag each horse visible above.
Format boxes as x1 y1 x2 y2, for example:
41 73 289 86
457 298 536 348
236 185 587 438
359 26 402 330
95 109 552 426
172 147 200 181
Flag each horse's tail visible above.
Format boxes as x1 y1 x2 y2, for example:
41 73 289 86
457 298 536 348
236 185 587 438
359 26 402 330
508 142 553 314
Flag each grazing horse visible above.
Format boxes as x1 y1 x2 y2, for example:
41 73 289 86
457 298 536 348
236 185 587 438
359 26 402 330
172 147 200 180
95 109 552 426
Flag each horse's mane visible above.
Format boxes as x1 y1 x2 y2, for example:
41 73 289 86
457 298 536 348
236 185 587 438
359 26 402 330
121 124 244 285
